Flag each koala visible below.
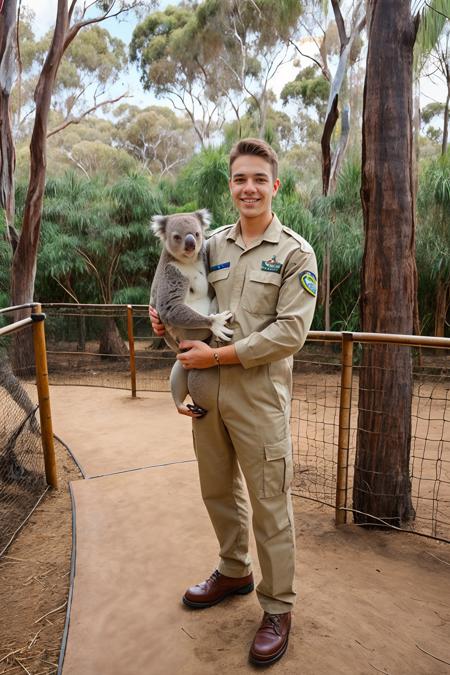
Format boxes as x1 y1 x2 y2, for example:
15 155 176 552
150 209 233 416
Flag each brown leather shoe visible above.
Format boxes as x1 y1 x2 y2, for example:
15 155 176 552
182 569 254 609
249 612 291 666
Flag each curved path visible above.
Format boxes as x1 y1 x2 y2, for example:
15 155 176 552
50 386 450 675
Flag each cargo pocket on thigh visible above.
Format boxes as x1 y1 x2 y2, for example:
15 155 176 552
263 439 293 498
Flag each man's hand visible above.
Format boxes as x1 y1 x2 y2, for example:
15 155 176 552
149 305 165 337
177 341 215 369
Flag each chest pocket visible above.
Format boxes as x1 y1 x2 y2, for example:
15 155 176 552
207 267 231 311
241 270 282 316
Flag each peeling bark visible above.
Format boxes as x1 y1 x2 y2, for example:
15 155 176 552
0 0 17 238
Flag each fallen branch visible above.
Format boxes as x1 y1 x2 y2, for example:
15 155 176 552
416 643 450 666
0 647 23 664
15 657 32 675
34 601 67 624
181 626 195 640
426 551 450 566
368 664 389 675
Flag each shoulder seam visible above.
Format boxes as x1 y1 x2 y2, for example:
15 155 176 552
281 226 313 252
206 224 233 238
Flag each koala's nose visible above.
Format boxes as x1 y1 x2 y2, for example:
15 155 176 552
184 234 196 251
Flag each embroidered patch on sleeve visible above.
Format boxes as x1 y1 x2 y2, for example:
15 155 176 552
300 271 317 297
261 255 282 273
209 261 231 272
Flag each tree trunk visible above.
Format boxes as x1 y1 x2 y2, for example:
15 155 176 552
77 314 86 352
10 0 67 370
435 279 449 337
0 0 17 241
442 84 449 156
98 317 128 358
353 1 418 528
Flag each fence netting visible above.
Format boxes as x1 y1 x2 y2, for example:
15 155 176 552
42 304 172 392
40 305 449 542
291 345 450 542
0 332 47 557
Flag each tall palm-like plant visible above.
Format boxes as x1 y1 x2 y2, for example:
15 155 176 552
417 152 450 336
37 171 162 354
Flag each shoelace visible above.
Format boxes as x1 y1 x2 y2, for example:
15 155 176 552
263 613 282 636
209 570 221 582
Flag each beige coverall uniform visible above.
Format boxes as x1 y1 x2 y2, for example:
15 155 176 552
192 214 317 615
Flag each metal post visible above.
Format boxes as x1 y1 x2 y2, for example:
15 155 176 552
335 332 354 525
127 305 137 398
31 304 58 488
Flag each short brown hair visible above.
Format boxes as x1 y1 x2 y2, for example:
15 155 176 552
229 138 278 181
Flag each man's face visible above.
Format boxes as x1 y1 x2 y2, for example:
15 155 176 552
229 154 280 221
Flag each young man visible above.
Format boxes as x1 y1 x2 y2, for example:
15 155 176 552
150 138 317 666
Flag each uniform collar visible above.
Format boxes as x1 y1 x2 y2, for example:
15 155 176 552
226 213 282 247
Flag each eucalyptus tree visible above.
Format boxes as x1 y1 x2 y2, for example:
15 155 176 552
113 104 196 176
353 0 448 528
130 0 303 143
282 1 366 334
130 4 222 147
0 0 154 370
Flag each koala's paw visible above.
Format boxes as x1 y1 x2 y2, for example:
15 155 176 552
210 311 233 341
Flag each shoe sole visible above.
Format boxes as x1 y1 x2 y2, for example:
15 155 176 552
182 582 254 609
249 636 289 667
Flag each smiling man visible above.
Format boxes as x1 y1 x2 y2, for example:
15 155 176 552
151 138 317 666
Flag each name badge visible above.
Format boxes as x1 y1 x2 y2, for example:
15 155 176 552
261 255 282 273
209 262 230 272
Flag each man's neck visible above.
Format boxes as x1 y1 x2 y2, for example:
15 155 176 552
239 212 273 243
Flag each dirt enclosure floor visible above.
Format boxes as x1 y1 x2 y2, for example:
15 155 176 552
1 386 450 675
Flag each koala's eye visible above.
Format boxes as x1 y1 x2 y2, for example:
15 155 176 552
173 234 181 242
195 232 200 238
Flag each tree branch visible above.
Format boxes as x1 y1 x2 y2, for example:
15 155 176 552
331 0 348 50
47 93 128 137
288 39 330 81
68 0 78 24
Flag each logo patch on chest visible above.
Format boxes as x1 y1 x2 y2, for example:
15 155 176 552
261 255 282 273
209 261 230 272
300 271 317 297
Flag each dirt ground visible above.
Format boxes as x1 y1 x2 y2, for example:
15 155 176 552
0 440 81 675
1 386 450 674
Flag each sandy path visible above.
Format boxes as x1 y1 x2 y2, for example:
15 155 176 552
49 387 450 675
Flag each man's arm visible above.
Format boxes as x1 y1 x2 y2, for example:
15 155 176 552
176 340 241 369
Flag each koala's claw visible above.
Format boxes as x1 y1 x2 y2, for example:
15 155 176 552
210 311 234 341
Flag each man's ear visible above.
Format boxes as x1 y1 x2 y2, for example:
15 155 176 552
150 215 167 240
195 209 212 230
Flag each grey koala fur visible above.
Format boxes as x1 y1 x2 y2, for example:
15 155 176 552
150 209 233 415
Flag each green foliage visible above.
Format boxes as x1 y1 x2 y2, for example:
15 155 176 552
414 0 449 69
25 172 162 305
416 152 450 334
0 212 12 306
171 148 234 225
281 66 330 121
421 101 446 125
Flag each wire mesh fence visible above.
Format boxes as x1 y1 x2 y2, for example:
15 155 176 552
0 317 48 556
39 304 450 542
291 343 450 542
42 304 173 392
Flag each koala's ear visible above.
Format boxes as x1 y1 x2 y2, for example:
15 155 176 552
150 215 167 240
195 209 212 230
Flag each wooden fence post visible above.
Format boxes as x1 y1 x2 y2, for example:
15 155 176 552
127 305 137 398
31 304 58 488
335 332 354 525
